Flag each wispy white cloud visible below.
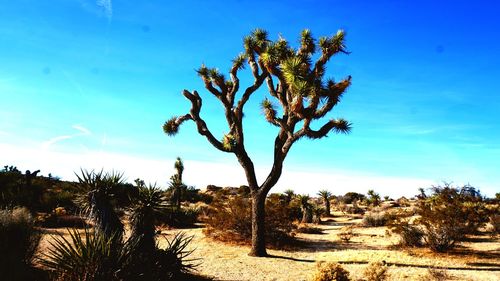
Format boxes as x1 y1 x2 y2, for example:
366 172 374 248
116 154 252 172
41 125 92 150
72 124 91 135
96 0 113 22
78 0 113 22
41 135 73 150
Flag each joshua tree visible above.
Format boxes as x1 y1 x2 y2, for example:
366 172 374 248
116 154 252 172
169 157 185 209
174 157 184 183
164 28 352 256
318 189 332 216
367 189 381 206
283 189 295 204
297 194 312 223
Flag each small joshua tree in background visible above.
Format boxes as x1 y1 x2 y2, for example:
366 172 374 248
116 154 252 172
169 157 186 210
318 189 333 216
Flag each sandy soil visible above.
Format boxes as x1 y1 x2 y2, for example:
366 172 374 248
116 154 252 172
39 213 500 281
155 214 500 281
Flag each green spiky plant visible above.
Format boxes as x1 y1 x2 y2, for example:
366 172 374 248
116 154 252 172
125 184 168 280
43 172 199 281
156 232 200 280
75 169 125 242
41 228 133 281
318 190 332 216
164 28 352 256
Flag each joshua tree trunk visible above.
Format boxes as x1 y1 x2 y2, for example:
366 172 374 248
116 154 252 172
249 193 267 256
325 201 331 216
301 207 312 223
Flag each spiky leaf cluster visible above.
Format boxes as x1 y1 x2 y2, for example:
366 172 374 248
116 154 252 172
163 116 180 136
260 97 277 123
75 169 125 241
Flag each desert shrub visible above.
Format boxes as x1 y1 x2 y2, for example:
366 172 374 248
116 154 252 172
203 196 296 247
158 206 200 228
395 196 411 207
0 207 42 281
391 222 424 247
363 261 388 281
407 183 491 252
423 224 460 252
36 208 88 228
37 213 88 228
311 262 350 281
341 192 366 204
362 209 390 227
338 225 354 243
490 213 500 235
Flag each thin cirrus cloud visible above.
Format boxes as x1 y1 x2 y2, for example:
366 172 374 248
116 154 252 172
41 124 92 150
96 0 113 22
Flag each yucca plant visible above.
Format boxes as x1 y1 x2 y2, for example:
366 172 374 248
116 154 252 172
40 228 133 281
75 169 124 242
124 184 169 280
129 184 168 252
156 232 199 280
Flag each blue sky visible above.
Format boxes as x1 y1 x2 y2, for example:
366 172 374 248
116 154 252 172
1 0 499 197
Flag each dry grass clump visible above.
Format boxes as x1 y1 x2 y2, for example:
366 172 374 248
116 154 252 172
423 268 450 281
363 261 389 281
390 220 424 247
338 225 354 242
311 262 350 281
0 207 43 280
362 208 391 227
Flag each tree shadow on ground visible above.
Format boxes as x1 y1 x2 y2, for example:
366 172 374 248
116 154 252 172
331 260 500 271
288 237 383 252
266 254 315 263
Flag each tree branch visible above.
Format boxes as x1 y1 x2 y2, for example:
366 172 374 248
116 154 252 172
182 90 233 152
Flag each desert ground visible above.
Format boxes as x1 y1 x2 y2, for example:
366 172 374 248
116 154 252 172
39 212 500 281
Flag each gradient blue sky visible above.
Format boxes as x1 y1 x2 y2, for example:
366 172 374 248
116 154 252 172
1 0 499 197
